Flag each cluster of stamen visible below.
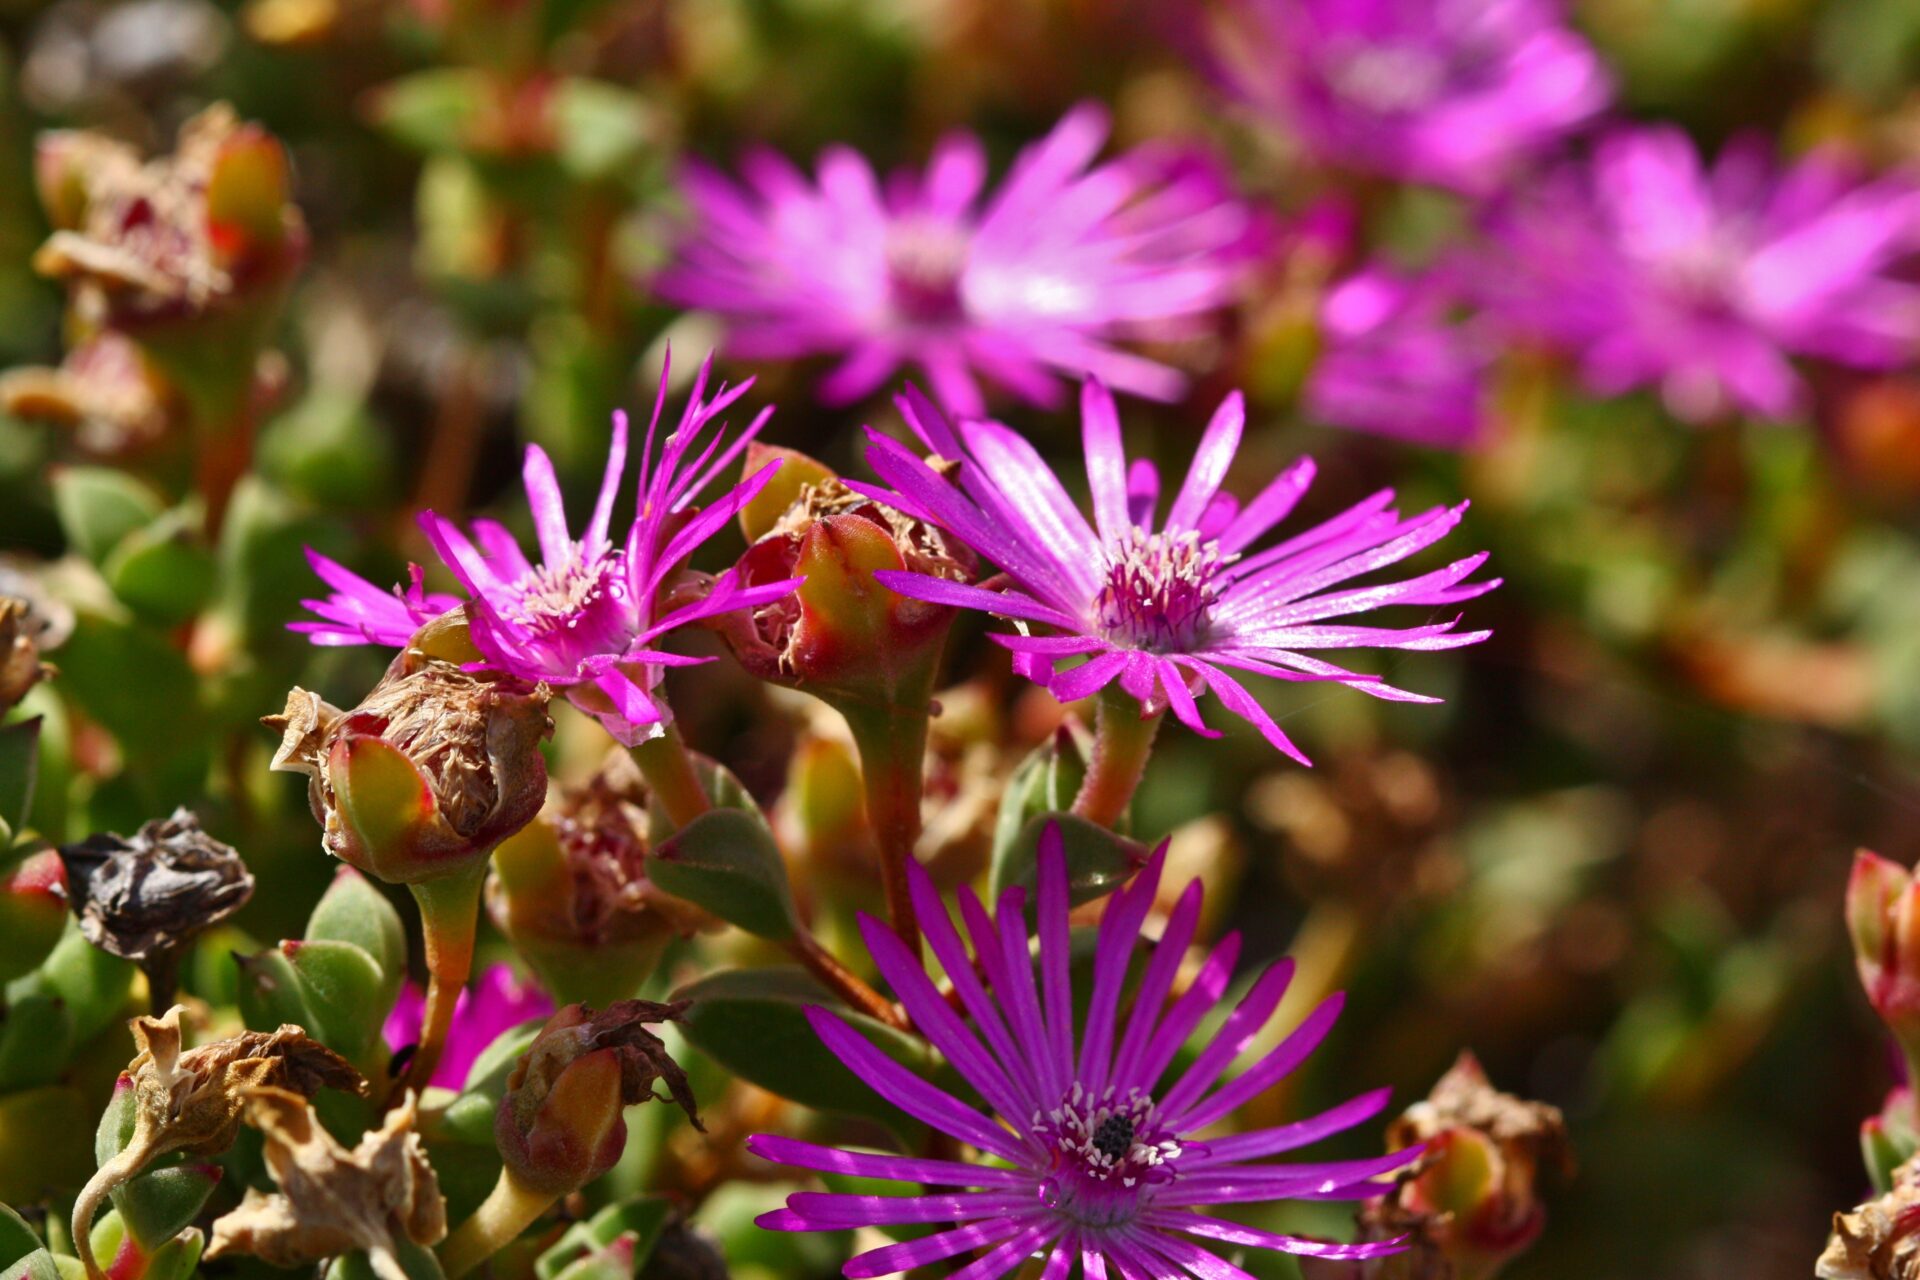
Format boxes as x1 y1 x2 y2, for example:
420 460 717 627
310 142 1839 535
504 548 631 640
884 219 972 326
1093 528 1228 652
1032 1084 1184 1226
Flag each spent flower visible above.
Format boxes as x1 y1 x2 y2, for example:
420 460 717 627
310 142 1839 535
753 828 1412 1275
855 382 1497 763
659 103 1257 417
206 1087 445 1280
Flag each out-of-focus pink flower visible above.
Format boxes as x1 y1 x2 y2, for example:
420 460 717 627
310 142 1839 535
1479 127 1920 423
657 103 1260 418
1208 0 1610 193
384 963 553 1092
1306 265 1491 449
855 383 1496 763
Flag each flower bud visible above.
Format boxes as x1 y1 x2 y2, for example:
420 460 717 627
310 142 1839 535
1329 1052 1571 1280
0 848 68 984
495 1000 700 1197
1850 850 1920 1066
265 612 552 885
487 753 711 1007
60 808 254 1008
720 459 973 706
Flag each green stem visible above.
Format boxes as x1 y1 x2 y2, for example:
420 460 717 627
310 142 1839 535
438 1168 555 1279
1070 686 1162 830
842 703 930 956
401 863 488 1099
631 722 710 831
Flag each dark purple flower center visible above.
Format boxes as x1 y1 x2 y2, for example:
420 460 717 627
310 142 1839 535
500 548 634 668
884 219 971 326
1033 1084 1183 1228
1093 529 1226 653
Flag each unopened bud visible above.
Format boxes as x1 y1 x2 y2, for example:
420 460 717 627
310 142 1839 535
265 612 552 885
721 458 973 706
1850 851 1920 1066
0 848 68 984
487 753 710 1007
496 1000 700 1197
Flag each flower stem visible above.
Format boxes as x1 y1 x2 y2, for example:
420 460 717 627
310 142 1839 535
841 703 929 956
787 930 907 1031
631 722 711 831
401 863 488 1099
72 1146 143 1280
438 1168 555 1279
1071 686 1162 830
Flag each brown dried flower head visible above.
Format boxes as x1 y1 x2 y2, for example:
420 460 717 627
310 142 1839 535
497 999 701 1195
1820 1153 1920 1280
73 1006 365 1280
1338 1052 1572 1280
32 103 306 327
207 1086 445 1280
0 596 56 714
0 332 178 454
59 808 255 972
265 612 553 884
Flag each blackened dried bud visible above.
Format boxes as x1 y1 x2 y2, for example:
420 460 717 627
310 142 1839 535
206 1087 445 1280
719 463 974 696
265 612 553 885
496 1000 701 1197
1345 1052 1572 1280
60 807 253 1007
1821 1152 1920 1279
73 1006 365 1280
487 751 712 1005
0 597 56 713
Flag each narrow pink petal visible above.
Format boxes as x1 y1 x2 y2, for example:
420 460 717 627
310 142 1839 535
1169 992 1347 1132
745 1134 1032 1189
1081 379 1132 544
1166 391 1245 533
521 444 574 567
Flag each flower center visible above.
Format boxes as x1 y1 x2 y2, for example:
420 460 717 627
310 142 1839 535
1032 1085 1184 1228
501 548 633 667
1093 529 1226 652
884 219 971 326
1327 42 1451 115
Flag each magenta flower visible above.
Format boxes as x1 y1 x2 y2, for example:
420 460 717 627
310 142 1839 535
852 383 1496 763
294 354 803 745
290 552 462 647
1209 0 1610 192
384 963 553 1092
1479 127 1920 423
752 830 1411 1276
657 103 1258 418
1305 264 1491 449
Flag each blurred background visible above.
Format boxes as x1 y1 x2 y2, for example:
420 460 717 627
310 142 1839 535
2 1 1920 1277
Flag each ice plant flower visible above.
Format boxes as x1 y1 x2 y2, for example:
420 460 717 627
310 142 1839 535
383 964 554 1092
855 382 1497 764
1207 0 1610 193
293 354 802 745
290 553 461 648
1478 127 1920 423
658 103 1258 417
1305 265 1491 449
752 830 1412 1276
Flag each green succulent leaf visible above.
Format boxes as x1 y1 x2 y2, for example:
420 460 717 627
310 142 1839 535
646 807 797 941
